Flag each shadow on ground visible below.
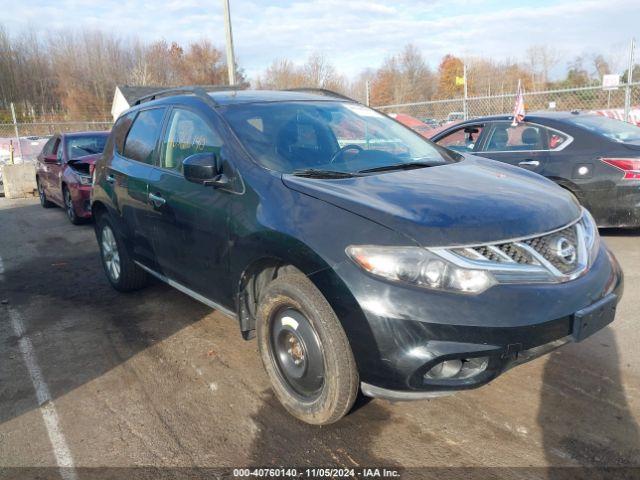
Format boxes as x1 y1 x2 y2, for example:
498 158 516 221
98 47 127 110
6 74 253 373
248 392 399 470
0 204 212 426
539 327 640 479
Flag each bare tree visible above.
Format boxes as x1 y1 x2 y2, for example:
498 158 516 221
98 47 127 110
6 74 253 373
370 44 434 106
526 45 560 89
0 24 236 121
255 53 345 92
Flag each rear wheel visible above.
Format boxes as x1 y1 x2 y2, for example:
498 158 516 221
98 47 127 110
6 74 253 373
63 186 83 225
257 272 359 425
97 215 148 292
37 178 54 208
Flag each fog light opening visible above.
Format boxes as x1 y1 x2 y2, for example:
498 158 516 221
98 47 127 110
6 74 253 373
424 359 463 379
424 356 490 381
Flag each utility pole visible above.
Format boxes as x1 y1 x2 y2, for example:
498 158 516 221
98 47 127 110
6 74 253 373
624 38 636 122
222 0 237 85
365 80 370 106
624 38 635 122
463 63 468 120
10 102 22 162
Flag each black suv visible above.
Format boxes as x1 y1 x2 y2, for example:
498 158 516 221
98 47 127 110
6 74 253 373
92 88 623 425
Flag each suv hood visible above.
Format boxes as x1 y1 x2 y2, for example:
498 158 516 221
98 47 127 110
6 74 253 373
282 156 581 247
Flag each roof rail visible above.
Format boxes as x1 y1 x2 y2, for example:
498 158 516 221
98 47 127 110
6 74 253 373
284 88 356 102
132 85 243 106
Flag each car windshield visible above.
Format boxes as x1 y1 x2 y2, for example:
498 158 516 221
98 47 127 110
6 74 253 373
66 134 108 159
220 101 454 174
568 115 640 143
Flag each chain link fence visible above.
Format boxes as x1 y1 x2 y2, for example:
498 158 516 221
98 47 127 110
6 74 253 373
376 83 640 125
0 121 113 166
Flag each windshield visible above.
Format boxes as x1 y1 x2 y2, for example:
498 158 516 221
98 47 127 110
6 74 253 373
568 115 640 143
66 134 108 159
220 101 454 174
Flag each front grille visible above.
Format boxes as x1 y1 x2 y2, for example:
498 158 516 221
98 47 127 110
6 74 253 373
523 224 578 274
457 243 536 264
447 217 589 281
498 243 535 264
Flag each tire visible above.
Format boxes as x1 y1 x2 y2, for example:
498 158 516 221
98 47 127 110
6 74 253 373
63 186 83 225
96 214 149 292
37 177 54 208
256 271 359 425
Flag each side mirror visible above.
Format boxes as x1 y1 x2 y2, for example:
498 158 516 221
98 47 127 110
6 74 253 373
44 154 59 164
183 152 229 187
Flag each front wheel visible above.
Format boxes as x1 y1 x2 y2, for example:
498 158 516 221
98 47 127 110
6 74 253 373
63 186 83 225
257 271 359 425
97 215 148 292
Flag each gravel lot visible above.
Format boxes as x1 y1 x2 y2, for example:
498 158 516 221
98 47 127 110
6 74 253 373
1 197 639 479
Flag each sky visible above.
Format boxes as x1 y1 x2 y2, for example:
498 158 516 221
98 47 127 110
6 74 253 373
5 0 640 81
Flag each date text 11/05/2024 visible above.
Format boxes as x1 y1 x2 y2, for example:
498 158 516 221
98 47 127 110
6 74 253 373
232 468 401 478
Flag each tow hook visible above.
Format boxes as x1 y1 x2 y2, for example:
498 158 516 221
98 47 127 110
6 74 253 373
502 343 523 360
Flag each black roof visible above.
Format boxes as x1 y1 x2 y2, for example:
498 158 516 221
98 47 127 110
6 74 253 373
117 85 223 105
207 89 349 105
463 111 597 123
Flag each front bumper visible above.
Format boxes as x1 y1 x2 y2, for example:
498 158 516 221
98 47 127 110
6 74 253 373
70 184 93 218
360 334 576 400
328 244 623 398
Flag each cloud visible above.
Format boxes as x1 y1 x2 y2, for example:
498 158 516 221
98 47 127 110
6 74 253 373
4 0 639 81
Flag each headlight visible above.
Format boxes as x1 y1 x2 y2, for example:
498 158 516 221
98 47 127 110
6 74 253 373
580 208 600 263
346 245 496 294
78 175 92 185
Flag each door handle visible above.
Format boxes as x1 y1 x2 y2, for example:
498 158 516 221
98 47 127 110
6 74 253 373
518 160 540 167
106 174 116 184
148 192 166 207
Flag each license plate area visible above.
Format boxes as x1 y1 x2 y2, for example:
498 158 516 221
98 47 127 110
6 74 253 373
572 294 617 342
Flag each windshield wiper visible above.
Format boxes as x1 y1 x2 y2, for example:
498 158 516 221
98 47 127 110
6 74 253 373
291 168 358 179
358 160 442 174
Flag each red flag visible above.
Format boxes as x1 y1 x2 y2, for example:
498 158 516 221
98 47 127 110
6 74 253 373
511 80 525 126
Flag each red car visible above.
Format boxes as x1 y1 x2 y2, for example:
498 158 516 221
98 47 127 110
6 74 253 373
36 131 109 224
387 113 434 137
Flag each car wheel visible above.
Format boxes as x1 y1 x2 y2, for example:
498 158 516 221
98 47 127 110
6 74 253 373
97 215 148 292
63 186 83 225
37 178 54 208
256 271 359 425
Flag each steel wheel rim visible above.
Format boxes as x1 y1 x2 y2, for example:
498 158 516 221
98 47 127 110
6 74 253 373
65 189 75 220
270 307 325 400
101 225 121 281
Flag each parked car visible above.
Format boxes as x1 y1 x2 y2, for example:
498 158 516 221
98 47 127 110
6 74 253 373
36 131 109 224
387 113 433 137
420 117 440 129
92 88 622 425
430 112 640 228
446 111 465 123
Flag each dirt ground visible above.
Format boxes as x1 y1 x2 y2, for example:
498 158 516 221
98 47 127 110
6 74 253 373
1 197 639 479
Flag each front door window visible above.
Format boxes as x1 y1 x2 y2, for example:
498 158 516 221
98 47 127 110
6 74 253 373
436 125 483 153
160 109 223 172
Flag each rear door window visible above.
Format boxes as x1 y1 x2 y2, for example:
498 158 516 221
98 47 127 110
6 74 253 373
113 112 136 155
56 140 64 162
122 108 165 164
548 130 569 150
41 138 55 157
483 122 547 152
